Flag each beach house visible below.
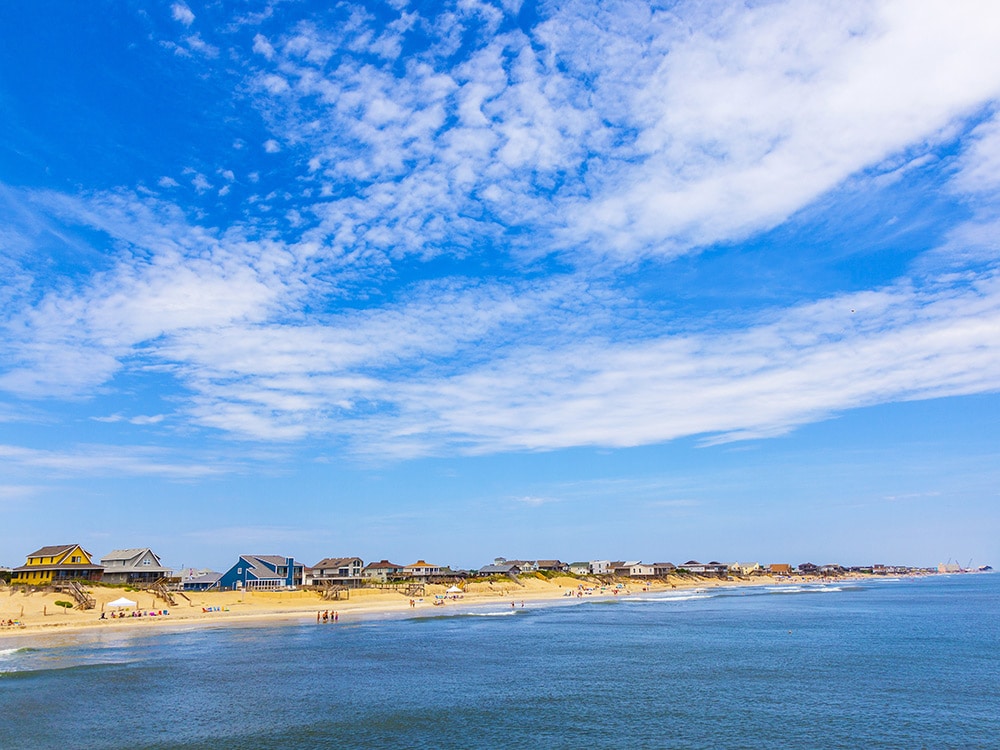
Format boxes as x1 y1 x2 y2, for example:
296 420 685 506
682 561 728 575
652 562 676 577
478 562 522 577
628 562 656 578
536 560 569 573
99 548 173 584
182 571 222 591
769 563 793 575
308 557 365 588
362 560 405 582
589 560 612 575
11 544 104 585
217 555 304 590
612 561 639 577
403 560 443 581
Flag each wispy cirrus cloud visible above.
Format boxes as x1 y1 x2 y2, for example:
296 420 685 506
0 443 229 479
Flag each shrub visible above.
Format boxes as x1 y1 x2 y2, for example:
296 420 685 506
54 600 74 609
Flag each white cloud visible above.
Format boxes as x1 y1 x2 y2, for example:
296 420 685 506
171 2 195 26
92 413 166 425
514 495 559 506
950 112 1000 196
158 176 180 188
263 139 281 153
190 173 212 192
252 33 276 60
547 0 1000 258
0 443 227 479
184 34 219 58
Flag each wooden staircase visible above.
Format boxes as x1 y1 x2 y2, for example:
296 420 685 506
55 580 95 610
403 583 425 597
146 578 190 606
322 585 350 601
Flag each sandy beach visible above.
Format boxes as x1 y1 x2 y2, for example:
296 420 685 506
0 572 885 642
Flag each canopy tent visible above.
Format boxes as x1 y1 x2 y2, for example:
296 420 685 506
107 597 137 608
446 586 463 594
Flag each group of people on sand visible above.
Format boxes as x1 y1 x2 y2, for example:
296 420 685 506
2 618 24 628
316 610 339 623
100 610 166 619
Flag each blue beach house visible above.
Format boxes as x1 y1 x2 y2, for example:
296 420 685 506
218 555 304 591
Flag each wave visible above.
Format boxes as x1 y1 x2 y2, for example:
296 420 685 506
0 647 36 658
766 585 845 595
624 594 716 603
412 609 521 622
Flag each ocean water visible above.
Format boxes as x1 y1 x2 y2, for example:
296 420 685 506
2 574 998 749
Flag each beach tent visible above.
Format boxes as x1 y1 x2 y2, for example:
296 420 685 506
107 597 137 608
446 586 462 594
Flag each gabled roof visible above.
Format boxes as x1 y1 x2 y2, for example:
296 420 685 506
479 564 520 574
101 548 168 565
364 559 403 569
28 544 77 558
103 548 147 560
250 555 297 567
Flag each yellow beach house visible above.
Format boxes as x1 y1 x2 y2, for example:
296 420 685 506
11 544 104 585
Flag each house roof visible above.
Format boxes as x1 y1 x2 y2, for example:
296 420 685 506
536 560 565 567
249 555 297 567
364 560 403 569
312 557 362 568
103 548 147 560
479 564 520 574
100 548 168 567
27 544 77 558
406 560 438 568
185 572 222 585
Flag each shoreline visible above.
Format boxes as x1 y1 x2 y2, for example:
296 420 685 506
0 572 930 645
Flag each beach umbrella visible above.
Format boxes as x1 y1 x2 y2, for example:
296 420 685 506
108 597 137 608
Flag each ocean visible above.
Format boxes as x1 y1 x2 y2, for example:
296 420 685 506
2 574 998 749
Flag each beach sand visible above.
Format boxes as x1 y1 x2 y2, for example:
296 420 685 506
0 573 875 641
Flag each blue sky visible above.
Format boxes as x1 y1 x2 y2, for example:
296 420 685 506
1 0 998 572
